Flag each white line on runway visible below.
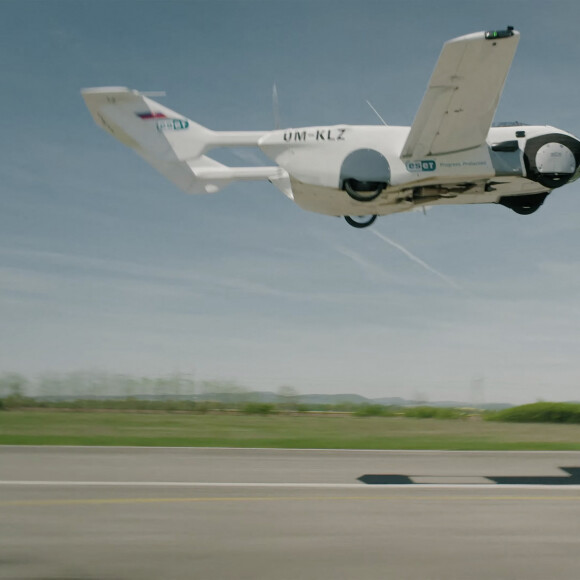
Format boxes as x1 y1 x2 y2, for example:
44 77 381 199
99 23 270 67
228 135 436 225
0 445 577 454
1 480 580 490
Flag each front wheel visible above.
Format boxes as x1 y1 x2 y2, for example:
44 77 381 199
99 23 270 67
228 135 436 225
344 215 377 228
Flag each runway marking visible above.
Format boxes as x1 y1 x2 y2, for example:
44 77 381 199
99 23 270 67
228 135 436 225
2 495 580 507
2 480 580 490
0 445 577 454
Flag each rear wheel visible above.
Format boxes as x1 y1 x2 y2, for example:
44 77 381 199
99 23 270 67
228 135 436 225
344 215 377 228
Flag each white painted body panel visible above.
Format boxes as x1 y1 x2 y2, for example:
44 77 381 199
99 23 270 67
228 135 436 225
259 125 496 189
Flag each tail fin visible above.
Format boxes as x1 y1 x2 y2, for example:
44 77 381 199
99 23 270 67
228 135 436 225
81 87 280 194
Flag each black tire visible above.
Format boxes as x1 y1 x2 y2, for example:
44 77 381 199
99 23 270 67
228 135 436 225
344 179 384 202
344 215 377 228
498 192 549 215
535 173 572 189
511 204 541 215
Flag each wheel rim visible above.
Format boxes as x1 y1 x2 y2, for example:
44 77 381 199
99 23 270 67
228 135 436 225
344 179 384 202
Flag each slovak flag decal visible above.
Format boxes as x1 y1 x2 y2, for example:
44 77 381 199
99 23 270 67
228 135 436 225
136 112 167 119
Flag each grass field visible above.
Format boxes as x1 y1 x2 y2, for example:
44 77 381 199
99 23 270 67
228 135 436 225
2 411 580 450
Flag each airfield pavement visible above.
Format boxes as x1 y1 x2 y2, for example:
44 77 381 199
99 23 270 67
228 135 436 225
1 446 580 579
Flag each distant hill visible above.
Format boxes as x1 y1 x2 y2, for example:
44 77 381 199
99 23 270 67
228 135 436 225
372 397 417 406
35 390 513 410
194 391 373 405
298 393 371 405
196 390 512 409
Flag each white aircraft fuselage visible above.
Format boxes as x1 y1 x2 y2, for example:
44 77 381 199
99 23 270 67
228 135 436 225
258 124 579 217
82 27 580 228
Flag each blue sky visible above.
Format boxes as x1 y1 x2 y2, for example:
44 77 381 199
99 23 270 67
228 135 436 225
2 0 580 403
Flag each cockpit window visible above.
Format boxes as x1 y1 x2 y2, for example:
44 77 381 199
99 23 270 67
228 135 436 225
492 121 530 127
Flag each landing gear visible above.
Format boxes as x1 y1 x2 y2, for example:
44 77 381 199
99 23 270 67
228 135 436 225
344 215 377 228
343 179 386 202
498 192 549 215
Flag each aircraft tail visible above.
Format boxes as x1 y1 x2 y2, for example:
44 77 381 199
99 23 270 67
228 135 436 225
81 87 281 194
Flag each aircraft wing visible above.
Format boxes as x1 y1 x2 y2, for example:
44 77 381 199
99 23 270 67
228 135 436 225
401 28 520 159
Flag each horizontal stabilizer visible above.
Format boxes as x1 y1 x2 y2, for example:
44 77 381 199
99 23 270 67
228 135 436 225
145 155 285 194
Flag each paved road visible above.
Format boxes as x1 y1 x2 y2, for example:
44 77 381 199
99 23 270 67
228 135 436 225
2 446 580 485
1 447 580 579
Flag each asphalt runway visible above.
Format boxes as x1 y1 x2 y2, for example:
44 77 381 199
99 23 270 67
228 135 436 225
1 447 580 579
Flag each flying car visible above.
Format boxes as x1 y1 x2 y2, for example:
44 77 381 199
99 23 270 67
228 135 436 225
82 27 580 228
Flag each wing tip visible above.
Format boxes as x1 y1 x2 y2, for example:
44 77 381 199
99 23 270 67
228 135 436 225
81 86 132 96
447 27 520 45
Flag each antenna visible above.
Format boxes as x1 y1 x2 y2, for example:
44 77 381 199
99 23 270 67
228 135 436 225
366 100 388 126
272 83 280 130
